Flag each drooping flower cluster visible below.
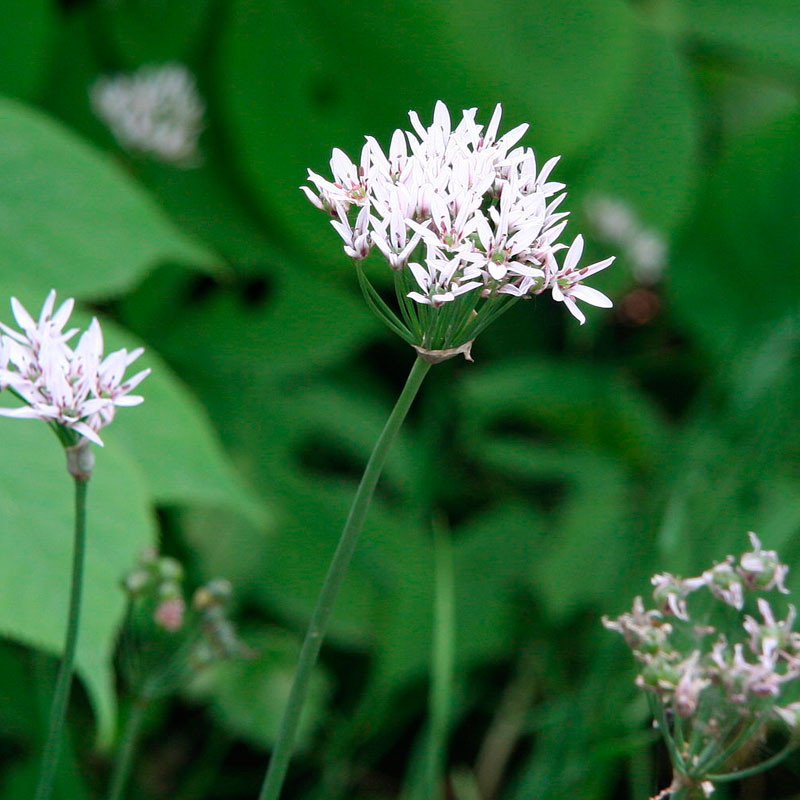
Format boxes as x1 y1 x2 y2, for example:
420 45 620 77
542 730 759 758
303 102 614 353
90 63 205 166
604 533 800 798
0 291 150 446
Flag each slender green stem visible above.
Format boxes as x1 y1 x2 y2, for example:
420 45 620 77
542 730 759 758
106 693 149 800
427 519 455 800
258 356 432 800
708 738 800 783
34 476 89 800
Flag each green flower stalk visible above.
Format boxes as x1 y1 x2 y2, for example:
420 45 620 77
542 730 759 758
0 291 150 800
259 101 617 800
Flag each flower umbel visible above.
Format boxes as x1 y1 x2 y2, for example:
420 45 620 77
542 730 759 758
91 63 205 167
0 291 150 447
604 534 800 799
303 101 615 357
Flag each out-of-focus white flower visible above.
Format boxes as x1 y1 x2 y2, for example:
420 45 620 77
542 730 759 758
585 194 667 284
0 291 150 446
91 63 204 167
703 557 745 610
303 101 615 347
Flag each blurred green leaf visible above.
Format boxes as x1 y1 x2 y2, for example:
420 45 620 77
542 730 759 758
460 357 669 470
0 0 56 101
583 30 698 232
674 0 800 71
0 422 156 744
670 112 800 354
188 627 330 751
0 96 218 301
94 0 213 67
100 318 268 526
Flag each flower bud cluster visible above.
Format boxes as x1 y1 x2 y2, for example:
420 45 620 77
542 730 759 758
120 551 249 695
304 101 614 341
604 533 800 797
123 548 186 632
0 291 149 447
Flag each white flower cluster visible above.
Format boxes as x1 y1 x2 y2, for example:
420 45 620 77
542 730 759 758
303 102 614 325
604 534 800 797
0 291 150 446
90 63 204 166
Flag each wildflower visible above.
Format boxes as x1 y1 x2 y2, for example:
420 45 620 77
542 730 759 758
605 533 800 798
703 557 745 610
546 234 614 325
651 572 706 621
90 63 204 166
739 532 790 594
0 291 150 447
303 101 615 356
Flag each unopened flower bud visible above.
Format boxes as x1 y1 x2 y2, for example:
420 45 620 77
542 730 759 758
158 579 182 600
123 568 152 596
154 596 185 632
158 556 184 582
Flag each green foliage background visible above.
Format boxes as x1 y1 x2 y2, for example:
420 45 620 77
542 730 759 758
0 0 798 798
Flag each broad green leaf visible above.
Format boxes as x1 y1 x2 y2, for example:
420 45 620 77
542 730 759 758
0 96 218 301
94 0 213 68
670 112 800 355
148 271 378 394
0 0 56 101
674 0 800 71
459 357 669 470
0 422 156 744
187 627 330 750
583 30 698 233
218 0 637 265
100 322 268 527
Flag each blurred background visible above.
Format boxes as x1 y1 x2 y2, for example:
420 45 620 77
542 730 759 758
0 0 798 798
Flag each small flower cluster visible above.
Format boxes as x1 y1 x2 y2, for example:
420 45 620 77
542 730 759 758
604 534 800 798
91 63 204 166
124 549 187 632
121 550 250 696
0 291 149 447
304 102 614 351
585 194 667 285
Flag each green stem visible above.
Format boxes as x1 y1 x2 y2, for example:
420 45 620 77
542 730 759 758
427 519 455 800
34 476 89 800
106 693 149 800
258 356 432 800
708 738 800 783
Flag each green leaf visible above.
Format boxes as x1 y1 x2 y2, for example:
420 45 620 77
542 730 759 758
0 0 56 101
187 627 330 750
150 272 378 393
0 96 219 301
674 0 800 71
0 422 156 745
94 0 213 68
582 30 698 233
99 319 268 527
670 112 800 355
